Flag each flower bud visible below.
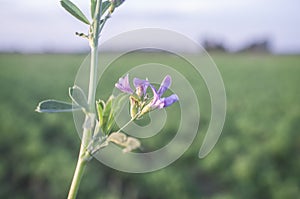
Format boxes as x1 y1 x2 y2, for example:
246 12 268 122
109 0 115 13
135 86 144 98
129 96 139 118
139 103 151 117
109 0 125 13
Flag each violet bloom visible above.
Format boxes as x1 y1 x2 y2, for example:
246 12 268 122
133 77 149 98
152 75 179 108
115 74 150 97
115 74 133 94
141 75 179 114
115 74 179 117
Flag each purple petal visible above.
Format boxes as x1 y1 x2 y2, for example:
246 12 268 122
157 75 171 97
133 78 148 88
162 94 179 107
147 84 179 110
115 74 133 94
149 84 159 99
155 99 165 109
133 78 149 96
148 84 161 107
147 85 165 109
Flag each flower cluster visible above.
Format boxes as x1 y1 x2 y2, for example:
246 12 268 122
115 74 179 118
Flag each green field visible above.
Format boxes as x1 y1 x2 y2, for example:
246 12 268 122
0 53 299 199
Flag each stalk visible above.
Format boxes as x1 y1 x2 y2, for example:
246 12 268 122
66 151 88 199
67 1 103 199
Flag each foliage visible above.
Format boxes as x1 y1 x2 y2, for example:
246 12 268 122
60 0 90 24
0 53 299 198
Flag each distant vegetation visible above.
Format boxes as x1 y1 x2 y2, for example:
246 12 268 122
202 38 271 53
0 53 299 199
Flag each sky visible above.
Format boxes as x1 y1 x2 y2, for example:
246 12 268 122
0 0 300 53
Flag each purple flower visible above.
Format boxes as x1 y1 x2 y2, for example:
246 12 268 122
141 75 179 114
133 77 149 97
115 74 133 94
116 75 150 98
115 74 179 117
149 85 179 109
154 75 178 108
157 75 171 97
161 94 179 107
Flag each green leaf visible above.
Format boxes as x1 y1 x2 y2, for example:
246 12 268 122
60 0 90 24
102 95 114 134
105 112 115 134
90 0 97 18
97 94 127 135
69 85 89 111
109 0 124 14
114 0 125 8
91 1 111 19
35 100 81 113
96 100 105 127
107 95 120 134
101 1 111 15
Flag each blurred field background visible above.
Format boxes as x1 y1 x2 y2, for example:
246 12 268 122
0 52 299 199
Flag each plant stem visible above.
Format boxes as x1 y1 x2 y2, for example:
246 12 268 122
67 144 89 199
88 45 98 111
67 1 103 199
88 0 103 110
116 114 138 133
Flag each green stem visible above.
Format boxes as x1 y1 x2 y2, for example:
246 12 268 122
88 0 103 110
98 14 110 35
90 116 137 155
67 1 103 199
116 114 138 133
88 45 98 110
67 144 90 199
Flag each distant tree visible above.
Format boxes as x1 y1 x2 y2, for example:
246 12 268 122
238 39 271 53
202 39 227 52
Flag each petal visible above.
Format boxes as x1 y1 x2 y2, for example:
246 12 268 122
149 84 159 100
146 84 165 109
146 84 158 107
163 94 179 107
115 74 133 94
133 77 149 96
153 98 165 109
157 75 171 97
133 77 148 88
